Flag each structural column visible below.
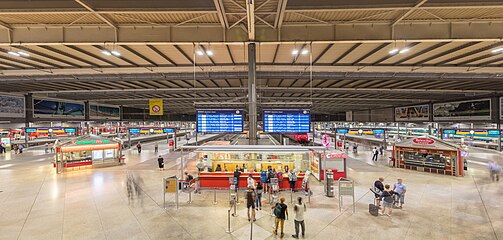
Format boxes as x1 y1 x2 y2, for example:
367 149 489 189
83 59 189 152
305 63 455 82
248 43 258 145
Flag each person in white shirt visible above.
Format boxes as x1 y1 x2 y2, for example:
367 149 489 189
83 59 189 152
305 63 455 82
247 174 256 189
292 197 306 239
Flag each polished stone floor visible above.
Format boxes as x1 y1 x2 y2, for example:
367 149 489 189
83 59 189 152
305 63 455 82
0 139 501 240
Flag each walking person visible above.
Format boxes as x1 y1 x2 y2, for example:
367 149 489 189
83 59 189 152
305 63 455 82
136 141 142 153
154 142 159 153
292 197 306 239
246 187 257 222
379 184 398 216
488 160 501 182
371 147 378 161
157 155 164 171
44 143 49 153
233 168 241 191
272 197 288 238
288 170 297 191
256 181 263 210
379 145 384 156
393 178 407 208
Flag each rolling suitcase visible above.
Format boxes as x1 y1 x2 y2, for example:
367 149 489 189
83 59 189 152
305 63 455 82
368 187 380 216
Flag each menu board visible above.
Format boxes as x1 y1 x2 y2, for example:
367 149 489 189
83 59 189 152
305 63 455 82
263 110 311 133
196 110 243 133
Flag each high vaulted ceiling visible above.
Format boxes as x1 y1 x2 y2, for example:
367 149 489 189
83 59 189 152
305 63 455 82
1 0 503 115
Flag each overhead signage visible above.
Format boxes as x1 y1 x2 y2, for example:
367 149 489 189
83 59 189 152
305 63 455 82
263 110 310 133
24 127 77 134
412 137 435 145
90 104 120 120
33 99 85 118
197 110 243 133
443 129 501 136
500 97 503 120
128 127 175 134
0 95 25 118
0 138 11 148
433 99 491 121
336 129 349 134
149 99 163 116
395 104 429 122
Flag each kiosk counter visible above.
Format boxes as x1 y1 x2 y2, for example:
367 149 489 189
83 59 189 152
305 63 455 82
54 136 124 173
198 172 305 189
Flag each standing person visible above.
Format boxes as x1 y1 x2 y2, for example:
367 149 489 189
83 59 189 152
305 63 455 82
136 141 141 153
18 144 23 154
154 142 159 153
393 178 407 208
256 181 263 210
157 155 164 171
352 142 358 153
247 174 256 189
371 147 378 161
44 143 49 153
292 197 306 239
0 142 4 154
284 165 290 174
246 187 257 222
288 170 297 191
1 142 5 154
379 184 398 216
488 160 501 182
302 170 311 196
373 177 385 206
379 145 384 156
272 197 288 238
233 168 241 191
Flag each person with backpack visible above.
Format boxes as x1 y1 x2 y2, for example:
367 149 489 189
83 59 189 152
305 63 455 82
233 168 241 191
373 177 385 206
371 147 378 161
246 187 257 222
272 197 288 238
292 197 306 239
379 184 399 216
288 170 298 191
256 182 263 210
157 155 164 171
136 141 142 153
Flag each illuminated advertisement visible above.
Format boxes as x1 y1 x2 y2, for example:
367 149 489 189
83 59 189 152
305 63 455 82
433 99 491 121
33 99 85 118
90 104 120 120
395 104 429 122
0 95 25 118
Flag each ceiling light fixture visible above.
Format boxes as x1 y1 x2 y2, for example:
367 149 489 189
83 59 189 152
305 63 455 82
301 49 309 55
8 51 20 56
491 47 503 54
110 50 120 56
292 49 299 55
206 50 213 56
196 50 204 56
389 48 399 54
17 51 29 57
101 50 112 56
399 48 410 54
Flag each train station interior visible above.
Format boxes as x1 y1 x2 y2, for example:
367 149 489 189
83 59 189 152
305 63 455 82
0 0 503 239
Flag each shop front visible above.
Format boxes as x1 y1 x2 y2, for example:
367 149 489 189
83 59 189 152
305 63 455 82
393 136 464 176
54 136 124 173
182 145 328 189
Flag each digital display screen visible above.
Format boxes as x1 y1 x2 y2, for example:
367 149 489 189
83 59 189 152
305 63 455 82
128 128 140 134
263 110 311 133
336 129 349 134
197 110 243 133
163 128 175 133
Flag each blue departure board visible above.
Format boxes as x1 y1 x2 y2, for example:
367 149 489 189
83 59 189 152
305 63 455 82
197 110 243 133
263 110 311 133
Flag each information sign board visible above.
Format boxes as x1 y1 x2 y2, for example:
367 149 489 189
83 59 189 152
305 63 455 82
196 110 243 133
263 110 310 133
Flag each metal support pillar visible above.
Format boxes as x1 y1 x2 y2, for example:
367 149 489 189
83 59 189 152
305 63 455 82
248 42 258 145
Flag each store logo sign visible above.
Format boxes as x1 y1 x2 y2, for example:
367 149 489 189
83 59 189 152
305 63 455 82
412 137 434 145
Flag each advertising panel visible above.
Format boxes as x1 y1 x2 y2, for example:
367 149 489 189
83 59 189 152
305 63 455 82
395 104 429 122
433 99 491 121
33 99 85 118
0 95 25 118
90 104 120 120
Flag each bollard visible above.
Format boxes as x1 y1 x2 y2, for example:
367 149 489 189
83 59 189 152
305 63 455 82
250 215 253 240
213 189 217 205
226 209 232 233
236 189 240 205
308 189 311 203
290 188 293 204
232 199 238 217
188 191 192 204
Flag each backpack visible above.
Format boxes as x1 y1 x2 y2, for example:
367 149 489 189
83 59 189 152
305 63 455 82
290 173 297 182
260 171 267 183
382 191 394 203
268 171 275 181
277 172 283 182
273 203 282 217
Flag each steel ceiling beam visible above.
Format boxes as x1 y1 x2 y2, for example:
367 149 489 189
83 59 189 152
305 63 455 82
38 45 102 68
213 0 229 28
274 0 288 28
146 45 177 66
246 0 256 40
64 45 120 67
332 43 361 65
74 0 117 29
392 0 428 26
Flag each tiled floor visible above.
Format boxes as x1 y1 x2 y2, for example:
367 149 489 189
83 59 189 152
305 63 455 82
0 139 501 240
